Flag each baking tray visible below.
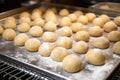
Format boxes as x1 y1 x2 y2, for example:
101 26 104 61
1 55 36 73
0 2 120 80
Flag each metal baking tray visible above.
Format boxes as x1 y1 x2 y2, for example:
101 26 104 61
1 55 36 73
0 2 120 80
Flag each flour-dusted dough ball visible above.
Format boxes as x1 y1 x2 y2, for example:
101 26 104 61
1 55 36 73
18 17 31 24
25 38 41 52
17 23 30 32
51 47 70 62
72 41 88 54
85 49 105 66
113 41 120 54
2 29 16 41
59 26 72 37
29 26 43 37
59 17 71 27
85 13 96 22
20 11 31 18
44 21 57 31
56 37 72 49
14 33 29 46
31 12 41 20
103 21 117 32
114 16 120 26
77 15 88 25
92 18 104 27
39 43 55 57
59 9 69 17
93 37 110 49
107 31 120 42
70 22 84 32
73 31 90 42
68 14 77 22
0 26 4 35
88 26 103 37
99 14 110 23
42 32 57 42
32 18 45 27
63 54 83 73
73 10 83 17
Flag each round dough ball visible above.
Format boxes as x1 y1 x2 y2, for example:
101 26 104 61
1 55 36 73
113 41 120 54
85 13 96 22
32 8 42 14
32 18 45 27
56 37 72 49
59 26 72 37
77 15 88 25
88 26 103 37
18 17 31 24
31 12 41 20
39 43 55 57
17 23 30 32
20 11 30 18
14 33 29 46
29 26 43 37
51 47 70 62
42 32 57 42
2 29 16 41
70 22 84 32
85 49 106 66
107 31 120 42
73 11 83 17
63 54 83 73
72 41 88 54
59 9 69 17
73 31 90 42
114 16 120 26
25 38 41 52
99 14 110 23
103 21 117 32
92 18 104 27
68 14 77 22
44 21 57 31
0 26 4 35
59 17 71 27
93 37 110 49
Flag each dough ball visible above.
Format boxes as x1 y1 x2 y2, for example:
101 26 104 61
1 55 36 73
93 37 110 49
32 18 45 27
63 54 83 73
85 13 96 22
20 11 30 18
14 33 29 46
51 47 70 62
73 31 90 42
25 38 41 52
39 43 55 57
50 7 57 14
29 26 43 37
32 8 42 14
73 11 83 17
56 37 72 49
68 14 77 22
103 21 117 32
107 31 120 42
59 9 69 17
88 26 103 37
59 26 72 37
44 21 57 31
70 22 84 32
77 15 88 25
114 16 120 26
0 26 4 35
59 17 71 27
42 32 57 42
92 18 104 27
2 29 16 41
18 17 31 24
72 41 88 54
85 49 106 66
113 41 120 54
99 14 110 23
31 12 41 20
17 23 30 32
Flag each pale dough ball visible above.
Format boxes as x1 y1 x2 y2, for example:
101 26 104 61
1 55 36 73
72 41 88 54
85 49 106 66
17 23 30 32
32 18 45 27
73 11 83 17
68 14 77 22
50 47 70 62
29 26 43 37
20 11 31 18
99 14 110 23
59 9 69 17
70 22 84 32
0 26 4 35
93 37 110 49
39 43 55 57
59 17 71 27
107 31 120 42
32 8 42 14
73 31 90 42
25 38 41 52
42 32 57 42
113 41 120 54
59 26 72 37
18 17 31 24
77 15 88 25
88 26 103 37
14 33 29 46
92 18 104 27
63 54 83 73
103 21 117 32
114 16 120 26
56 37 72 49
44 21 57 31
2 29 16 41
31 12 41 20
85 13 96 22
